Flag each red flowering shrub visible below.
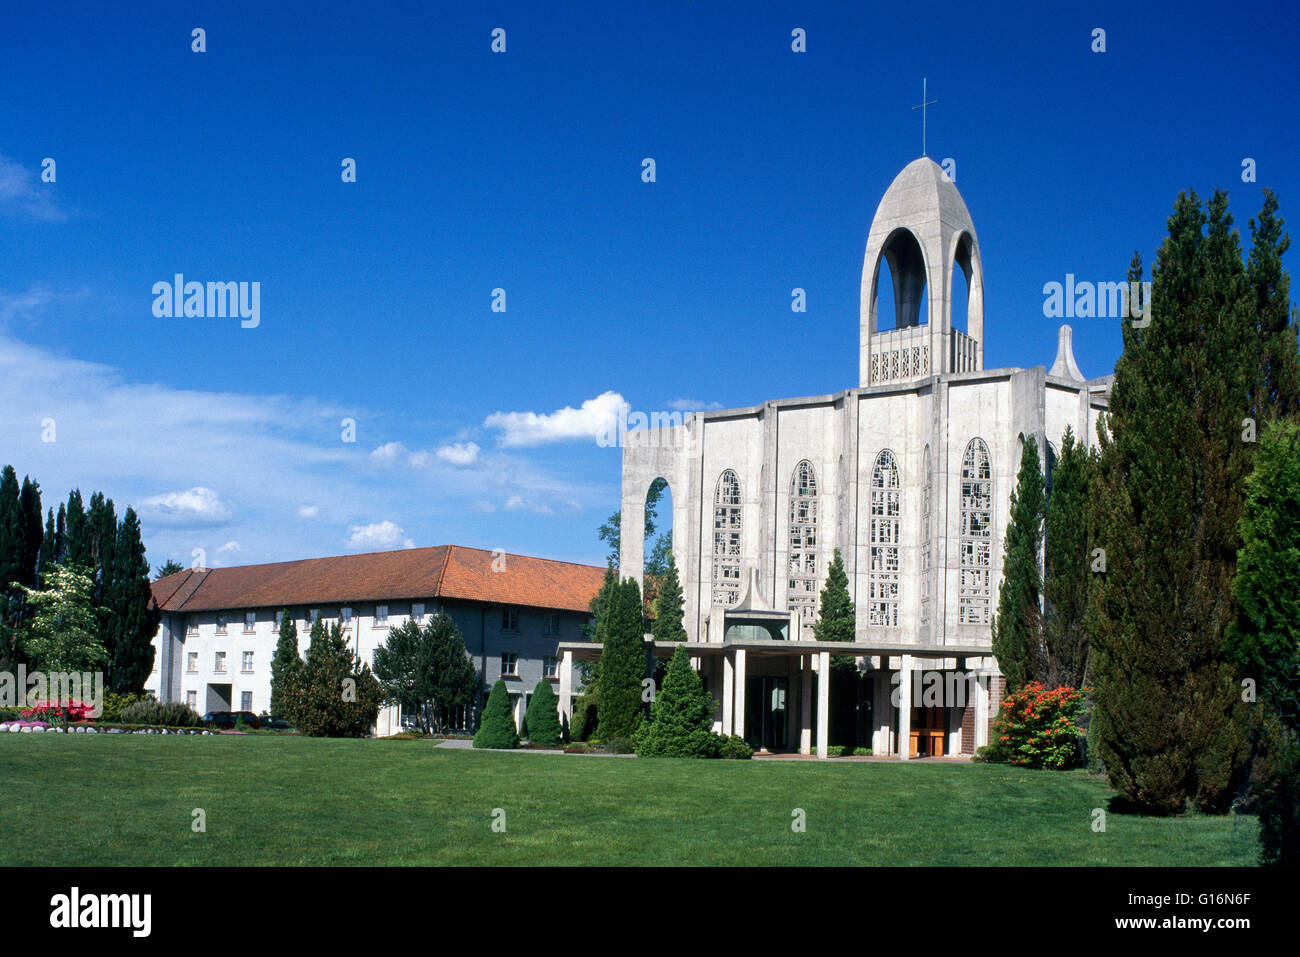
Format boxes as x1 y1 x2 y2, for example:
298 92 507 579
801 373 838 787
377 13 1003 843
992 683 1085 769
21 699 95 725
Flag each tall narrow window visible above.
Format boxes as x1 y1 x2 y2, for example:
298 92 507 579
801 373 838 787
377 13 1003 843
869 450 901 627
959 438 993 624
920 445 932 628
712 470 743 605
788 460 818 628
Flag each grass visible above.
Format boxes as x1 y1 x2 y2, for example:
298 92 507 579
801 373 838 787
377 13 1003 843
0 735 1260 866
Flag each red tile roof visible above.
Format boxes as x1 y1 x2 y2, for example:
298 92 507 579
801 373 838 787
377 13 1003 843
150 545 607 615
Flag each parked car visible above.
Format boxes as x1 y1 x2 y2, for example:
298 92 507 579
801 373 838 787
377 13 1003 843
258 714 291 730
202 711 260 729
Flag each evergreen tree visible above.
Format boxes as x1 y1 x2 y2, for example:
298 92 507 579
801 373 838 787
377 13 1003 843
1042 428 1095 689
473 678 519 748
1089 189 1300 813
154 560 184 579
105 508 158 693
18 477 42 591
650 551 687 644
632 644 718 757
427 613 477 733
0 467 24 662
992 436 1046 691
270 610 303 720
1227 421 1300 864
374 612 477 733
525 679 562 746
597 577 646 739
64 490 87 568
38 508 56 582
812 548 855 668
294 617 382 737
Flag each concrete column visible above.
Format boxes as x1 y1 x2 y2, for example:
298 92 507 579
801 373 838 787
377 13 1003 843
975 673 989 748
559 650 573 725
733 648 747 741
800 659 813 755
898 653 913 760
816 651 830 759
722 652 734 736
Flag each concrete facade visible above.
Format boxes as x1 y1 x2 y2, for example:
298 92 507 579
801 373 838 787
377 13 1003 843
600 158 1111 758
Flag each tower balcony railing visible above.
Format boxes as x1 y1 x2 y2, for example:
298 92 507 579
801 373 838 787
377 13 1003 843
868 325 931 384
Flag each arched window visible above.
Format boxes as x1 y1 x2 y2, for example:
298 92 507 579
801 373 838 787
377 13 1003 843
788 461 818 627
959 438 993 624
712 470 742 606
920 445 931 629
869 450 901 627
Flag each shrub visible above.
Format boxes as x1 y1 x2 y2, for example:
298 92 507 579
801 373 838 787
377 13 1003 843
1255 727 1300 867
0 706 22 722
473 679 518 749
23 699 97 724
564 742 590 754
101 691 148 722
632 645 717 758
120 699 204 728
992 682 1085 769
599 735 634 754
718 734 753 759
851 747 873 756
571 694 597 741
525 680 562 747
972 743 1007 764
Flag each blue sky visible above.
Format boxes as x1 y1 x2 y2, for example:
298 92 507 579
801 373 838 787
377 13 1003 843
2 0 1297 571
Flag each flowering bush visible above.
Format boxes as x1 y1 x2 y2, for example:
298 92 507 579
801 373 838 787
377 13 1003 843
21 699 95 725
992 683 1085 769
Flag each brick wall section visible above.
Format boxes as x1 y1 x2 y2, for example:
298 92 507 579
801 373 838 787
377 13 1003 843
961 702 975 754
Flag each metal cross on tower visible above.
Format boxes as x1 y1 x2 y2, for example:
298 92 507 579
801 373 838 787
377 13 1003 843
912 77 937 157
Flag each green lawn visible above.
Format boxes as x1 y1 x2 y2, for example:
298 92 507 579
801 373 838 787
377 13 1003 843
0 735 1259 866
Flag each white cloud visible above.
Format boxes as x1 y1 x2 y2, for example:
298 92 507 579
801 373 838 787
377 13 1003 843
346 521 413 551
484 391 626 447
139 487 234 526
0 154 68 223
369 441 408 465
297 505 320 518
216 541 240 554
436 441 480 466
665 397 723 411
504 495 555 516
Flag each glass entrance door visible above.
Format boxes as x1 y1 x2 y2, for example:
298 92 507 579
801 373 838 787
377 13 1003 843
744 676 789 751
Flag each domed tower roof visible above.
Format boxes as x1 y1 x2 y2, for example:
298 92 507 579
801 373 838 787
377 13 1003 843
859 158 985 387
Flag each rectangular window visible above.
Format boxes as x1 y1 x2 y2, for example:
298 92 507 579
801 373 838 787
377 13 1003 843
341 606 353 628
501 653 518 676
241 691 253 711
375 605 389 625
275 610 285 632
186 614 198 635
244 611 256 633
412 602 425 624
241 651 254 672
543 655 558 678
215 613 228 635
545 611 560 635
502 608 518 632
186 652 197 673
214 651 227 674
186 690 197 709
310 608 320 625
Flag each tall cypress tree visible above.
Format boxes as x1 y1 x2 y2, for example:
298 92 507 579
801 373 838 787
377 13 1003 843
39 508 56 583
1042 427 1094 689
0 467 23 664
813 547 855 668
992 436 1046 691
650 551 687 644
270 610 303 719
64 491 87 568
18 477 42 591
1090 189 1300 813
597 577 646 740
106 508 158 693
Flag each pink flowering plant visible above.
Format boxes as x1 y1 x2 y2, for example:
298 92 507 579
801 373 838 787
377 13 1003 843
992 683 1086 769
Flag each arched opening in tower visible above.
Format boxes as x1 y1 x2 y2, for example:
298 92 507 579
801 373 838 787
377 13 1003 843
874 227 928 332
951 233 975 336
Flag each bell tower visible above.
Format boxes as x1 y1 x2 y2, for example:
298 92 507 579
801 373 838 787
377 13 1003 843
859 158 984 387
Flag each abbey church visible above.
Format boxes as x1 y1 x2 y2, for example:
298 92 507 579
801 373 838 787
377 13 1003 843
562 158 1112 759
